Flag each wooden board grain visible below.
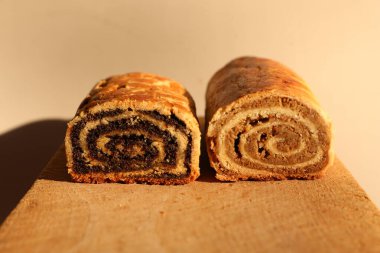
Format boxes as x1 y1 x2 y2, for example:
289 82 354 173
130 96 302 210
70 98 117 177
1 146 380 253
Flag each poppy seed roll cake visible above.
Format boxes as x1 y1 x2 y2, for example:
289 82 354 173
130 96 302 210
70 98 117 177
65 73 201 184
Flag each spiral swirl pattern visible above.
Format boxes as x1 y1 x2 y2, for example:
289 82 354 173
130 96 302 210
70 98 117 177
65 73 200 184
67 108 192 180
205 56 333 181
207 96 332 180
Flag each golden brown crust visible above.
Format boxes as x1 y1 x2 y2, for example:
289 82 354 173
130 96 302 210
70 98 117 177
65 73 200 185
206 56 333 181
79 73 197 116
206 57 320 123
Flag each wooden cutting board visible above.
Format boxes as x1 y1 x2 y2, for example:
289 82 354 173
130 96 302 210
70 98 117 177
1 145 380 252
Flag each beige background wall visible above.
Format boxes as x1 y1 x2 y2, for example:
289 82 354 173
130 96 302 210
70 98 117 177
1 1 379 206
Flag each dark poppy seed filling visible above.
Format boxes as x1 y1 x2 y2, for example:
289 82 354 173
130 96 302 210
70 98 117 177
104 134 159 170
86 118 177 170
140 110 192 170
70 109 193 179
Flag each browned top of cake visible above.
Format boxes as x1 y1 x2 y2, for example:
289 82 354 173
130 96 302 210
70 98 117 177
206 56 320 120
78 73 196 117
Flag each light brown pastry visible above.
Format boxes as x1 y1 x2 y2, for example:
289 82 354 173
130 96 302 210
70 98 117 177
206 57 333 181
65 73 200 184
